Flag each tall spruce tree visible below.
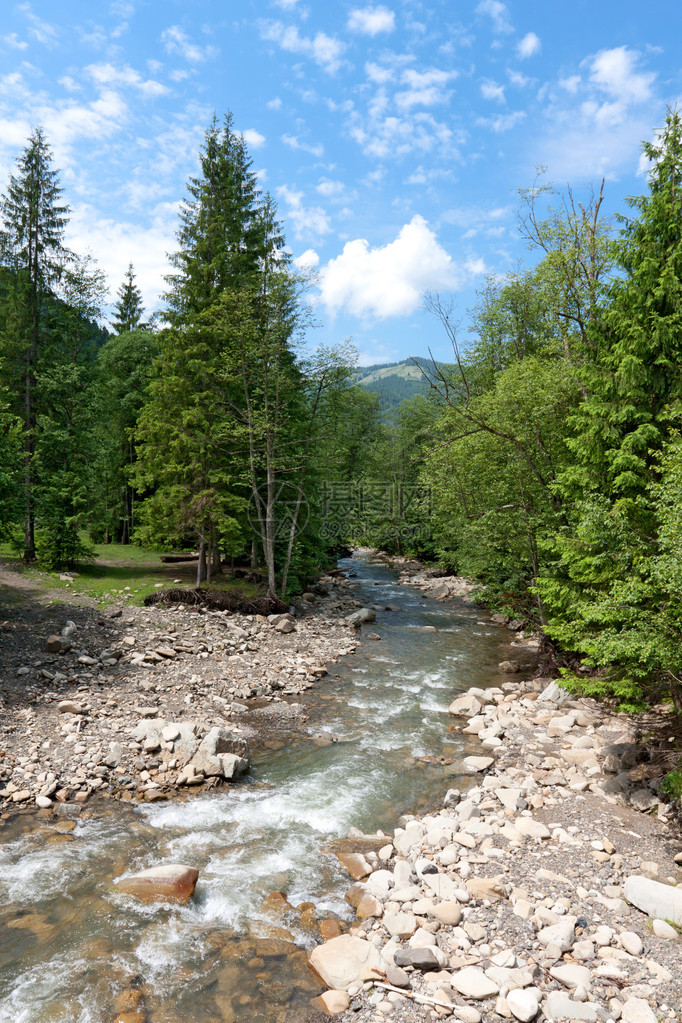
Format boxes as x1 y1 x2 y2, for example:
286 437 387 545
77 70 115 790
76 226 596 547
0 127 70 560
135 113 281 584
111 263 144 333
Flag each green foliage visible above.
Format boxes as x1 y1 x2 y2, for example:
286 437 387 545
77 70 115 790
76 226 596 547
35 523 95 571
110 263 145 333
536 109 682 707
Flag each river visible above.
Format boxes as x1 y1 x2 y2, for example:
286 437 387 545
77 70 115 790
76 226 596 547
0 553 521 1023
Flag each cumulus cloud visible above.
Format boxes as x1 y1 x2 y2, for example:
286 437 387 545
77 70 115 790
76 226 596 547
347 6 396 36
476 0 513 34
517 32 540 59
85 63 169 97
260 21 344 74
161 25 218 63
537 47 657 180
319 215 472 319
316 178 344 197
242 128 266 149
481 80 505 102
396 68 457 109
66 202 176 317
277 185 331 241
589 46 654 103
294 248 320 269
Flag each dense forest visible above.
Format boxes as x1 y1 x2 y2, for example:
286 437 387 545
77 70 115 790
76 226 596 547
2 108 682 736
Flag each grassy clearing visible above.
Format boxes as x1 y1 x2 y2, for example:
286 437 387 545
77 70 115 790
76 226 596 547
0 541 262 607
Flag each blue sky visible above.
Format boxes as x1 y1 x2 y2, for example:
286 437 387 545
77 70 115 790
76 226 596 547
1 1 681 364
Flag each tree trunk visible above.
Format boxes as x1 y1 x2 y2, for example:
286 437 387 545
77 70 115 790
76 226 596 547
196 536 206 587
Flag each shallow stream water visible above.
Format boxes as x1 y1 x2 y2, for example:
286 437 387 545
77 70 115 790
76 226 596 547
0 554 520 1023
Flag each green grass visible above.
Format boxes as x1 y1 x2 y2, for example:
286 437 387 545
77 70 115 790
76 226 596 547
0 541 263 607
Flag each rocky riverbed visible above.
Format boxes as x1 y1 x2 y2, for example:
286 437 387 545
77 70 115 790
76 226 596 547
0 570 375 813
310 677 682 1023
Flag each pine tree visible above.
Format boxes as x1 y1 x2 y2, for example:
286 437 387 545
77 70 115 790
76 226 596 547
111 263 144 333
0 127 70 560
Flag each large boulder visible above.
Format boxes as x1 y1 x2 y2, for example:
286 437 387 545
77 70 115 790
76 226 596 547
624 876 682 926
113 864 199 904
198 727 249 760
308 934 383 990
346 608 376 626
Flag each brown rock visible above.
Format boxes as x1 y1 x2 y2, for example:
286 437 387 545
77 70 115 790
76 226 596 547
320 919 343 941
336 852 372 880
356 893 383 919
113 864 199 904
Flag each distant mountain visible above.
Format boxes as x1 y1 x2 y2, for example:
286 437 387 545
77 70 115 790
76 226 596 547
353 357 444 413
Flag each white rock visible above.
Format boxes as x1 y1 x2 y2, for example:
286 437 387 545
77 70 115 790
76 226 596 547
621 997 657 1023
383 911 417 938
619 931 644 956
624 875 682 926
451 966 499 999
308 935 383 991
506 988 540 1022
514 817 550 840
652 918 678 939
537 918 576 952
544 993 600 1020
549 963 592 990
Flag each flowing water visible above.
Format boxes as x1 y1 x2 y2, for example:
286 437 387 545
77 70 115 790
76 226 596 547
0 554 521 1023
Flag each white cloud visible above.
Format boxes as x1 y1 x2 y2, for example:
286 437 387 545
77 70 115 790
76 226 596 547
85 63 169 98
319 215 469 319
3 33 28 50
476 110 525 132
161 25 218 63
481 80 505 102
559 74 581 93
347 6 396 36
267 97 283 110
260 21 345 74
242 128 266 149
589 46 655 104
17 3 58 46
517 32 540 59
316 178 344 197
294 248 319 269
537 48 657 180
476 0 513 34
282 133 324 157
396 68 457 109
366 61 394 85
276 185 331 241
66 202 175 316
350 109 456 159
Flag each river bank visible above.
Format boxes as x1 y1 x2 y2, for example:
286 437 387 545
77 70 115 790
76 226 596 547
316 680 682 1022
0 568 373 815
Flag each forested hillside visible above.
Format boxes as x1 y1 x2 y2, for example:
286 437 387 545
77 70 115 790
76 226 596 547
353 357 446 413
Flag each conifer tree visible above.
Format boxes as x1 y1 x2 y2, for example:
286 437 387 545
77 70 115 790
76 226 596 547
111 263 144 333
537 108 682 705
0 128 70 559
135 113 280 584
